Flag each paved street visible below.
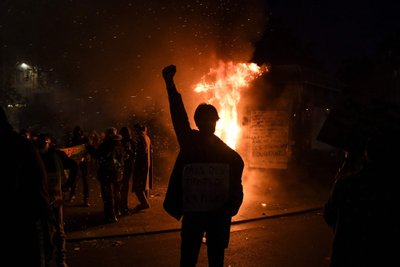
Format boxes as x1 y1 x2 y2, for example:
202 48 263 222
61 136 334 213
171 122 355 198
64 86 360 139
66 210 332 267
63 150 340 240
61 150 341 266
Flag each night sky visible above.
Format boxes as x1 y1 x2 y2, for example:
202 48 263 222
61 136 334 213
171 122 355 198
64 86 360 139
2 0 400 129
269 0 400 71
2 0 267 87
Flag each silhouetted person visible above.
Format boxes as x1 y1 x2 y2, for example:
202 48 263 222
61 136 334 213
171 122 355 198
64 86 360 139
59 150 79 202
162 65 244 267
119 126 135 215
132 123 153 212
62 126 90 206
1 106 54 266
324 132 400 267
37 134 68 267
96 127 125 223
87 129 101 178
334 139 367 182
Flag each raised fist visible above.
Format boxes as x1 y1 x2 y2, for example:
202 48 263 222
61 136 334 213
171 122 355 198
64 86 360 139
162 65 176 80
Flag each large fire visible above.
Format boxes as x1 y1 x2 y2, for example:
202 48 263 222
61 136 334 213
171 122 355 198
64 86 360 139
194 61 268 149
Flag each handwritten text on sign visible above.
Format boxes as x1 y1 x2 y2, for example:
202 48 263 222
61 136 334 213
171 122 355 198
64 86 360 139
250 110 289 169
182 163 229 212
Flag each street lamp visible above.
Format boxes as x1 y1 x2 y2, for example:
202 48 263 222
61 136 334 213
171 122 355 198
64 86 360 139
19 62 31 70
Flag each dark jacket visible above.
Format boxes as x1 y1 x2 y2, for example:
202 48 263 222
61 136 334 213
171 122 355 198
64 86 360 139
163 86 244 220
1 116 53 266
40 148 65 206
323 161 399 267
96 137 124 182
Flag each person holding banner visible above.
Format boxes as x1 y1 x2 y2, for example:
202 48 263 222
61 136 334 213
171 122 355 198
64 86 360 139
65 126 91 207
162 65 244 267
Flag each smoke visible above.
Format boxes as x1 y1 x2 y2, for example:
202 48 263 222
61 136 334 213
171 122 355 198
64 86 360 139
64 0 269 129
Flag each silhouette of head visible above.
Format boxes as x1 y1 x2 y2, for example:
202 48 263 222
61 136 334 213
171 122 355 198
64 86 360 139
134 123 146 133
105 127 118 138
104 127 122 141
194 103 219 135
119 126 131 139
37 133 52 151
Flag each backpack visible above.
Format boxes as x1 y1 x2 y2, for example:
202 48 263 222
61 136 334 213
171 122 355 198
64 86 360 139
98 150 123 182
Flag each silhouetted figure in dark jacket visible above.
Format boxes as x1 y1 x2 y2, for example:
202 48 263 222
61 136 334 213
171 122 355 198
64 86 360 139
58 149 79 201
37 134 68 267
119 126 135 215
96 127 125 223
64 126 91 206
132 123 153 212
162 65 244 267
324 133 400 267
1 106 54 267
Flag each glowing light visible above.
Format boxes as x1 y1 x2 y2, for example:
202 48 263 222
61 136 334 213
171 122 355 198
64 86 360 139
20 63 30 70
194 61 268 149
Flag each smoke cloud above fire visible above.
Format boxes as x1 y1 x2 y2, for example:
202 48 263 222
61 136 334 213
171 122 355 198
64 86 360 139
67 1 267 130
102 0 269 130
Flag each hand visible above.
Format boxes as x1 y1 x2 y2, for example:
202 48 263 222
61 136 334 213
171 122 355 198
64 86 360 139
162 65 176 81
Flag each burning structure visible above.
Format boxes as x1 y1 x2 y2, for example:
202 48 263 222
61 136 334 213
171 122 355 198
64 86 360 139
190 61 343 171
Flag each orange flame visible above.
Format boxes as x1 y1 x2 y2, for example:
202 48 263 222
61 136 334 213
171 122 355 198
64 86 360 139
194 61 268 149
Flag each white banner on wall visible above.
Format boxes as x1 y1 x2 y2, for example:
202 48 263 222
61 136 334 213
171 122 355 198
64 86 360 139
250 110 289 169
